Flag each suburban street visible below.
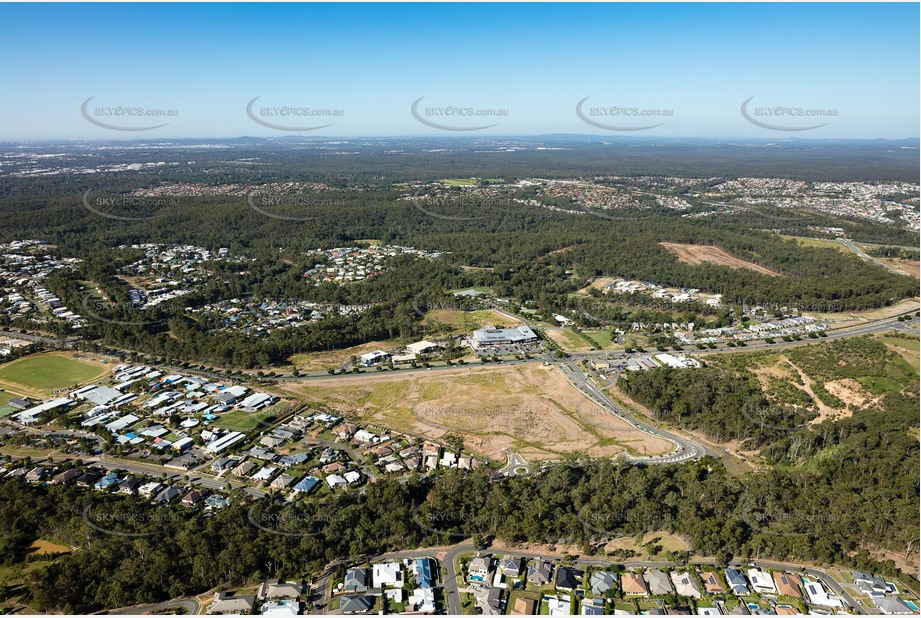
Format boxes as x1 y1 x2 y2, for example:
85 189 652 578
432 542 868 616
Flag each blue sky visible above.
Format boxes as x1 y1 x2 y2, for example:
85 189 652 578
0 3 917 139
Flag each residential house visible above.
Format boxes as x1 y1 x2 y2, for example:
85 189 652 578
271 474 295 489
581 598 606 615
699 571 725 595
343 568 369 593
644 569 674 595
232 461 257 477
137 481 163 496
51 468 81 485
331 424 355 441
528 560 554 586
75 471 102 487
372 562 402 588
468 556 493 583
25 466 47 483
498 557 521 577
93 472 120 490
406 587 435 614
153 486 183 504
261 600 300 617
472 587 502 615
876 597 913 615
258 579 304 600
545 595 572 616
802 578 844 609
292 476 320 494
724 569 750 595
414 558 434 588
204 495 231 510
747 569 776 594
512 598 537 615
555 567 581 592
622 572 649 596
181 489 209 506
211 457 234 473
339 595 374 614
208 592 256 614
670 571 702 598
118 476 144 494
772 572 802 598
852 571 889 595
589 571 617 596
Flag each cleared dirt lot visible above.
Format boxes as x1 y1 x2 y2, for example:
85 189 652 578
279 364 673 461
660 242 781 277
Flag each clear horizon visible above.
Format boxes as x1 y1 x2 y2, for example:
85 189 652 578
1 2 918 140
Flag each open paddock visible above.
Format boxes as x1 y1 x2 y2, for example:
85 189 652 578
279 364 674 462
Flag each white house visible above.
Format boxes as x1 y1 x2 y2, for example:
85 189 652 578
373 562 403 588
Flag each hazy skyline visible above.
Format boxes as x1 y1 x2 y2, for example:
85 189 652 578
1 3 918 140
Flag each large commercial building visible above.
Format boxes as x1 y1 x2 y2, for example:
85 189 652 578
471 325 538 348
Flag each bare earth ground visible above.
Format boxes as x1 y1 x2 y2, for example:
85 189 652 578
278 364 673 461
659 242 781 277
575 276 617 295
887 259 920 279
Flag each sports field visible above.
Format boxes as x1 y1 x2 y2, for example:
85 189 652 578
0 353 108 398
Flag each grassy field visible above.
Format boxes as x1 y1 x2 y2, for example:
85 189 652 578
603 531 691 557
779 235 850 252
545 328 618 352
583 329 616 349
212 405 283 432
0 353 108 398
421 308 519 337
286 340 401 372
873 333 920 370
28 539 71 555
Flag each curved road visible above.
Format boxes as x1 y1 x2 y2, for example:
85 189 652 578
100 597 201 615
558 361 716 464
